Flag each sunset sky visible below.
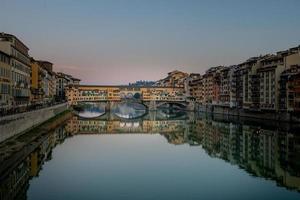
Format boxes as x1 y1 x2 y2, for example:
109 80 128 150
1 0 300 84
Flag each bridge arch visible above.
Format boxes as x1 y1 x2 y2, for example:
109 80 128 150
73 101 106 118
112 100 148 119
156 101 187 110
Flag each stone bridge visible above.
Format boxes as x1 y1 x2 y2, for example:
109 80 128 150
66 85 195 111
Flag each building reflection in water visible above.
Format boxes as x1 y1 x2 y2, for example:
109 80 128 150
0 125 67 200
0 112 300 199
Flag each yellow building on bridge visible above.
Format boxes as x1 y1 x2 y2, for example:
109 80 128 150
66 85 186 105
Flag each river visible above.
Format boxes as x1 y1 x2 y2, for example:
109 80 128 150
0 109 299 200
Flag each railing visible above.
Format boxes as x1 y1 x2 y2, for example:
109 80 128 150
0 100 67 117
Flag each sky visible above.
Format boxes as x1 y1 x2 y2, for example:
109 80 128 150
1 0 300 85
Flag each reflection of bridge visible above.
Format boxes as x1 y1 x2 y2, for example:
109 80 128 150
89 110 191 121
66 111 196 135
66 85 195 111
66 115 188 135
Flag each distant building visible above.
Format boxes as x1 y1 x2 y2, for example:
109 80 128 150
201 66 223 105
155 70 188 87
187 45 300 113
56 72 80 100
187 73 202 103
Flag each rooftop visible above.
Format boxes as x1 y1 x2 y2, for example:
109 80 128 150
0 32 30 51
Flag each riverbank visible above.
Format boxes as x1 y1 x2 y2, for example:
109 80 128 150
0 103 69 143
0 110 73 178
196 104 300 123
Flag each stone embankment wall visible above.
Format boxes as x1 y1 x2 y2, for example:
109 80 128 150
196 104 300 123
0 103 68 143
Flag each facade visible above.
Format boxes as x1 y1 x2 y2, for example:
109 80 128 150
187 74 203 103
258 54 285 111
56 72 79 101
201 66 223 105
0 50 12 111
30 59 45 104
2 32 300 115
239 57 261 110
66 85 185 105
219 67 230 106
37 61 56 102
280 65 300 112
219 66 239 108
30 60 57 104
186 45 300 113
0 33 31 108
287 72 300 112
155 70 188 87
0 33 79 113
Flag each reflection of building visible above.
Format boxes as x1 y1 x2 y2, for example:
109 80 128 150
188 117 300 192
0 158 30 200
1 112 300 199
65 113 300 193
0 124 68 200
65 115 186 135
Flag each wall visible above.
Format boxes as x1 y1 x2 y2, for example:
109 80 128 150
0 103 68 143
196 103 300 122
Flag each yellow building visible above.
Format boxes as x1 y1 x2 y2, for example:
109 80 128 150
66 85 185 105
30 59 41 103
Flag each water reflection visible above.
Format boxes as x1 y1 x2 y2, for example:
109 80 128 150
0 112 300 200
157 108 186 119
74 102 105 118
0 125 67 200
113 102 147 119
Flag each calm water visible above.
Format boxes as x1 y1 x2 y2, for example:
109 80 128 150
1 110 300 200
